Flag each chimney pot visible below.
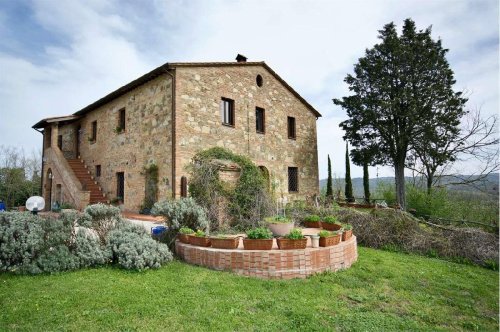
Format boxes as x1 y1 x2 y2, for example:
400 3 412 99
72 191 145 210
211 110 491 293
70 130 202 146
235 54 247 63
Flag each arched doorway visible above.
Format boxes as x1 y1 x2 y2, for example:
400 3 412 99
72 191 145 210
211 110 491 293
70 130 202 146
258 166 270 190
45 169 53 210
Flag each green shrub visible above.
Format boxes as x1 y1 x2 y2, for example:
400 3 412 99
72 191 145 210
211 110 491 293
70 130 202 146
246 227 273 239
107 222 173 271
179 227 195 235
151 198 209 231
285 228 304 240
60 202 75 209
342 224 353 230
81 203 123 245
194 230 206 237
318 230 339 237
304 215 321 222
323 216 339 224
26 245 79 274
264 216 292 224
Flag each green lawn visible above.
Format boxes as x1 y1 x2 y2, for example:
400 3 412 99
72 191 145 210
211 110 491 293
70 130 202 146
0 247 498 331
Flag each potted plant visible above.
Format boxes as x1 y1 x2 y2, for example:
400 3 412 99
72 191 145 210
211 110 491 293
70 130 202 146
342 224 353 241
188 230 211 247
210 235 241 249
243 227 274 250
276 228 308 250
264 215 294 236
178 227 194 244
321 215 342 231
304 215 322 228
318 230 341 247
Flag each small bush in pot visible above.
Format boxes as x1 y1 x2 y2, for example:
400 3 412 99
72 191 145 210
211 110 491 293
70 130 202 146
318 230 341 247
178 227 194 244
264 215 294 237
189 230 211 247
322 215 342 231
342 224 353 241
243 227 273 250
277 228 308 250
210 234 241 249
304 215 321 228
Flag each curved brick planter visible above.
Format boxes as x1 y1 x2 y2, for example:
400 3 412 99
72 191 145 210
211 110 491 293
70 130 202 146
175 235 358 279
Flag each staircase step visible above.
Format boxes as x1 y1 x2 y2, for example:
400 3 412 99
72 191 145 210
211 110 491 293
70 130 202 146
67 158 108 205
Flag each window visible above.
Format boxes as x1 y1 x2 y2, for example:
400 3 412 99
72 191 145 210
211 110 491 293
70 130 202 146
220 98 235 126
288 167 298 192
91 121 97 142
57 135 63 150
95 165 101 177
256 107 265 133
116 172 124 199
256 74 263 87
118 108 126 131
180 176 188 198
287 116 296 139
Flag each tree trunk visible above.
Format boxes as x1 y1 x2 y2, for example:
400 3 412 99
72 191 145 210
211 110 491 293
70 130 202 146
394 162 406 210
426 174 433 195
363 162 370 203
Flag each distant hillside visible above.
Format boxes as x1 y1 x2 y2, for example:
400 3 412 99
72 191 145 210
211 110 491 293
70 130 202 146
320 173 499 197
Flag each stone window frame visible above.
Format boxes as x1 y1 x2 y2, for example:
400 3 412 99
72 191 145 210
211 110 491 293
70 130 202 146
287 116 296 140
288 166 299 192
255 107 265 134
117 108 126 133
220 97 235 127
90 121 97 143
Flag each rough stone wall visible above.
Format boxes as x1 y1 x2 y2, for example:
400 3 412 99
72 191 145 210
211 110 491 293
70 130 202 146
174 65 319 201
55 74 173 211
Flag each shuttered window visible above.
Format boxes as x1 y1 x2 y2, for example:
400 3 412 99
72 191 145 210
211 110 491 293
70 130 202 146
288 167 298 192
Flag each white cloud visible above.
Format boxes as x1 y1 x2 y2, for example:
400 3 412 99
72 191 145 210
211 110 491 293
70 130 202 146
0 0 497 181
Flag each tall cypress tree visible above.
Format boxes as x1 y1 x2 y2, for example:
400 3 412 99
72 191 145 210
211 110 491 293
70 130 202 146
345 142 354 202
362 162 370 203
326 154 333 198
334 19 467 209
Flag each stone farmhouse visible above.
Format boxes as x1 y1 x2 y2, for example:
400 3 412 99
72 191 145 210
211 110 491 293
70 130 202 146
33 55 321 211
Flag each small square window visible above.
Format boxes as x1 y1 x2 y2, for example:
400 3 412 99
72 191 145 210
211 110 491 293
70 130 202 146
256 107 265 133
288 167 298 192
95 165 101 177
287 116 296 139
220 98 235 126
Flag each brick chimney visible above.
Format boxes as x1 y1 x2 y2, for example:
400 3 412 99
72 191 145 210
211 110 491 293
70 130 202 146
235 54 247 62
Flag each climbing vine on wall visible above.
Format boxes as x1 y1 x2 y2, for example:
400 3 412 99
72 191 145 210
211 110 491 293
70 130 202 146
142 163 159 213
188 147 273 230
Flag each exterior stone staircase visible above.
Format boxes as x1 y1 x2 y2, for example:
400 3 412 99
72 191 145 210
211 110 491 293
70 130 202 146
66 158 108 204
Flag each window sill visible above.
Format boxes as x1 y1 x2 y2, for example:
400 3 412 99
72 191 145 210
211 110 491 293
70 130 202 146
222 123 235 128
256 131 265 135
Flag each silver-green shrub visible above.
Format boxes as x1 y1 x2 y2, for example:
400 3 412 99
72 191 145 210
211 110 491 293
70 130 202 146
0 212 44 273
74 230 110 268
81 203 123 245
107 221 172 270
151 198 209 231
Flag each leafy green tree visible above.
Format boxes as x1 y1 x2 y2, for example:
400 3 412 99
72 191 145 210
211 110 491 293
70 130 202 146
326 154 333 198
345 142 354 202
334 19 467 209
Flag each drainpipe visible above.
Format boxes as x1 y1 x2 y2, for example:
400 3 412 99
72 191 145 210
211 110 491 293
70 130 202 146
162 66 176 199
33 127 44 196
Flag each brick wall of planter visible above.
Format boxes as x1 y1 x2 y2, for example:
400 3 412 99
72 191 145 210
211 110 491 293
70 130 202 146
176 236 358 279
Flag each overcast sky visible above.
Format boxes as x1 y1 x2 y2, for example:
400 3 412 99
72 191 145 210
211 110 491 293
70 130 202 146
0 0 498 179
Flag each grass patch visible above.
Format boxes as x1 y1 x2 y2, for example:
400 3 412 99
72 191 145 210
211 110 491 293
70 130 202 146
0 247 498 331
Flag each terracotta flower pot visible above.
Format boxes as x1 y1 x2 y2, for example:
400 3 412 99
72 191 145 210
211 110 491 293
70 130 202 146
322 223 342 231
304 221 322 228
243 238 273 250
276 238 307 250
267 222 294 237
319 234 341 247
177 234 191 244
210 237 240 249
342 229 353 241
188 235 211 247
